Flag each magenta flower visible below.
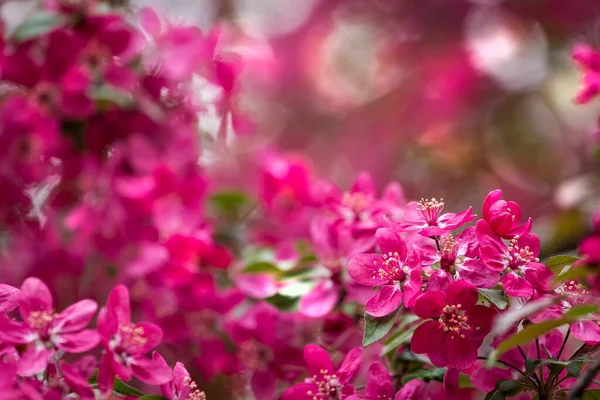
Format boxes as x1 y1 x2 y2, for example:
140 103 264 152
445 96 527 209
283 345 363 400
559 281 600 344
0 278 99 376
477 220 554 298
161 362 206 400
386 198 475 237
97 285 171 392
418 228 499 291
60 357 96 400
572 43 600 104
482 189 532 239
348 228 422 317
345 362 395 400
410 281 495 369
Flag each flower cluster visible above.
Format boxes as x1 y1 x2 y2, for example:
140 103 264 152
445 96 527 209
0 1 600 399
0 278 204 399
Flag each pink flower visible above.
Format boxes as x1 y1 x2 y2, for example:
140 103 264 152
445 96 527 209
559 281 600 344
477 220 554 298
410 281 495 369
60 357 97 400
283 345 363 400
418 228 498 291
161 362 206 400
348 228 422 317
0 278 99 376
97 285 171 393
482 190 532 239
386 198 475 237
352 362 395 400
572 43 600 104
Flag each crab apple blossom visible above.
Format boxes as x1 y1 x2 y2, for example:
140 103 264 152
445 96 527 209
482 189 532 239
283 345 363 400
385 198 475 237
97 285 171 392
572 43 600 104
410 280 495 369
0 278 99 376
348 228 422 317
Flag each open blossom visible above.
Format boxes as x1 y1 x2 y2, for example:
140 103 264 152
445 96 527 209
0 284 19 313
418 227 497 291
346 362 395 400
0 278 99 376
161 362 206 400
386 198 475 237
482 189 532 239
97 285 171 392
348 228 422 317
410 281 495 369
283 345 363 400
477 220 554 298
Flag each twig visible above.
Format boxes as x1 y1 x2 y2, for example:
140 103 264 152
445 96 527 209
567 359 600 400
477 357 538 388
558 328 571 360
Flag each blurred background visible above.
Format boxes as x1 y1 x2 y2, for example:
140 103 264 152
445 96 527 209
5 0 600 251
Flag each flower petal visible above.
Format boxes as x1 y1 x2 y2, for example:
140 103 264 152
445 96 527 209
446 280 478 310
16 346 51 377
54 299 97 333
502 273 533 298
251 369 277 400
0 284 19 313
364 362 394 400
337 347 363 383
106 285 131 326
414 291 446 319
130 351 172 385
571 320 600 345
299 280 338 318
19 277 53 321
411 320 445 354
0 316 33 344
56 330 101 353
523 262 555 291
348 253 388 286
303 345 335 378
376 228 407 261
283 382 319 400
447 334 477 369
366 285 403 317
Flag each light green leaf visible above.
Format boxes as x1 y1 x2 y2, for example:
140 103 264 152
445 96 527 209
363 311 398 347
494 318 570 360
277 280 316 297
525 359 542 374
484 389 506 400
583 390 600 400
553 265 595 285
12 11 67 42
566 304 599 319
242 262 281 275
381 315 421 357
113 378 144 397
545 255 581 274
265 294 300 312
401 368 446 384
479 288 508 310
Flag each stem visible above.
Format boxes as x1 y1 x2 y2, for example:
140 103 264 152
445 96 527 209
477 357 538 388
568 359 600 400
518 345 528 360
536 338 541 359
558 328 571 360
432 236 441 252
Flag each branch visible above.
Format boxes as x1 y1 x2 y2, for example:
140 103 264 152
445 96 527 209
568 359 600 400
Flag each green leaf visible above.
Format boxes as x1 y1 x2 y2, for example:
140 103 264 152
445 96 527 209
567 356 595 377
12 11 67 42
484 389 506 400
242 261 281 274
458 373 473 389
208 191 252 221
545 255 581 274
381 316 422 357
494 318 570 360
141 396 169 400
498 379 523 396
401 368 446 384
479 288 508 310
583 390 600 400
113 378 144 397
566 304 599 319
544 359 567 374
277 280 316 297
553 265 595 285
363 311 398 347
90 85 132 107
265 294 300 312
525 359 542 374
